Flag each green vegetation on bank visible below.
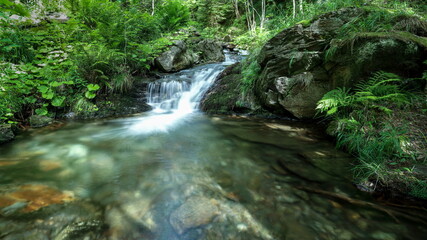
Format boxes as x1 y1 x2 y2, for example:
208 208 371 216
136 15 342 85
317 70 427 198
233 0 426 198
1 0 193 124
1 0 425 125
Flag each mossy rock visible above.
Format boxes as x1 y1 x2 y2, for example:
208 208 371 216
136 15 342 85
0 124 15 144
29 115 53 128
252 7 427 119
201 63 259 114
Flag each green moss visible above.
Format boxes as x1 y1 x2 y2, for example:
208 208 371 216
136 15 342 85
296 19 312 27
410 180 427 199
355 31 427 48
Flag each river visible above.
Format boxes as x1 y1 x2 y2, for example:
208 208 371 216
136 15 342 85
0 53 426 240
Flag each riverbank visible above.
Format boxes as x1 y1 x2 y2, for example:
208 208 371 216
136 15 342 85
201 6 427 200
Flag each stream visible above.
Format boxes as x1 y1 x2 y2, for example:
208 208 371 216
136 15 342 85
0 53 426 240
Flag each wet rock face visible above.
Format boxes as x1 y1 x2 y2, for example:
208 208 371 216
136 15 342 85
155 39 225 73
0 124 14 144
252 7 427 118
201 63 259 114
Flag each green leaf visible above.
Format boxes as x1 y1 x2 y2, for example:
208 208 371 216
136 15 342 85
87 84 100 91
326 107 338 116
51 96 65 107
50 81 63 87
85 91 96 99
24 97 37 104
64 80 74 85
38 85 49 93
35 108 48 116
42 90 54 100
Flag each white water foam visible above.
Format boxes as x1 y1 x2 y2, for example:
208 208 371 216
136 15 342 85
128 55 236 134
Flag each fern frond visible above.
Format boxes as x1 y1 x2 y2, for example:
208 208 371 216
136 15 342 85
316 87 353 116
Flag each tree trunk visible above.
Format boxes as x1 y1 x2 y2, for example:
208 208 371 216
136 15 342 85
245 0 257 33
292 0 296 19
260 0 266 29
233 0 240 19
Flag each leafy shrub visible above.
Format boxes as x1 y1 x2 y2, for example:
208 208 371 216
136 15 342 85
73 43 129 93
157 0 190 32
0 25 34 63
317 71 409 117
0 0 29 16
74 0 120 29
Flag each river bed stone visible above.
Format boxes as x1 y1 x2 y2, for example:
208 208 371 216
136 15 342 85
169 196 219 235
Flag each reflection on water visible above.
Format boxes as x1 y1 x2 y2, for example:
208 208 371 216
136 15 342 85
0 115 426 240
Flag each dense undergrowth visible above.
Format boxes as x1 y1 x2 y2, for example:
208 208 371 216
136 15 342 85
317 70 427 199
1 0 192 123
1 0 425 124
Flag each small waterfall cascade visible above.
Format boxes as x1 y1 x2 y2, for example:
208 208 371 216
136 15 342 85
147 53 238 114
130 52 237 133
147 79 191 113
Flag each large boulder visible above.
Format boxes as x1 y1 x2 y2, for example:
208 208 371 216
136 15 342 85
196 39 225 64
0 124 15 144
155 40 196 72
202 8 427 119
155 39 225 73
253 7 427 118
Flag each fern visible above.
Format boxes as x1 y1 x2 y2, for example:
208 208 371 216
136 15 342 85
353 71 409 108
355 71 399 91
317 71 415 185
316 87 353 116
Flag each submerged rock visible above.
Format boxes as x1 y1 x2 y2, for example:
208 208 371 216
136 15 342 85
0 184 75 213
0 199 105 240
169 196 219 235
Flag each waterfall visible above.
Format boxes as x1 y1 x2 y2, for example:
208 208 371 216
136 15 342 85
147 80 191 113
129 53 237 134
147 66 225 114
